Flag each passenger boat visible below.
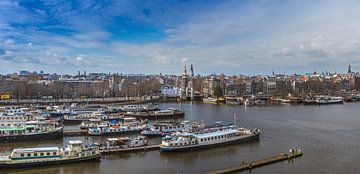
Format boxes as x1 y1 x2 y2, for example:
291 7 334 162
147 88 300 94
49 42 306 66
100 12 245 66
63 112 123 123
160 125 260 152
120 104 159 112
80 117 142 129
203 97 220 104
0 121 63 142
0 140 100 168
141 121 192 136
125 108 184 119
87 121 146 136
225 96 240 105
98 136 148 151
315 96 344 105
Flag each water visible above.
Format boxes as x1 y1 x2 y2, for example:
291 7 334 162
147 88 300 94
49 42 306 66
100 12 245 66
2 102 360 174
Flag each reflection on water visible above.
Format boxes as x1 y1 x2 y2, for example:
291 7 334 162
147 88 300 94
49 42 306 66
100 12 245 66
2 102 360 173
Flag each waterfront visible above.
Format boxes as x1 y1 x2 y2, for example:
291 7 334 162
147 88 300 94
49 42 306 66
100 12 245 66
1 102 360 173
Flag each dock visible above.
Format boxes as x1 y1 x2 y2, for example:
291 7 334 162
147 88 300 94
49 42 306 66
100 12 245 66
101 145 160 154
205 148 302 174
63 129 88 136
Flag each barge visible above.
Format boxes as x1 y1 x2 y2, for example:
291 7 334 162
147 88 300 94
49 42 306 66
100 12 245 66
0 140 100 168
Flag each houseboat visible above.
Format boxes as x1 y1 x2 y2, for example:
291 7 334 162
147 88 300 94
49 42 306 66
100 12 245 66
120 104 159 112
225 96 241 105
0 140 100 168
160 126 260 152
87 121 146 136
63 112 123 123
125 108 185 119
141 121 191 136
315 96 344 105
0 121 63 142
99 136 148 151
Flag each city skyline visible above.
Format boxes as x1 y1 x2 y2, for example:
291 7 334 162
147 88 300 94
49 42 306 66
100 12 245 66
1 0 360 75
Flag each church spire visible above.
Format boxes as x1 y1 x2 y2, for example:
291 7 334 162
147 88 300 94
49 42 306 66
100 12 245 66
348 64 352 73
190 64 194 77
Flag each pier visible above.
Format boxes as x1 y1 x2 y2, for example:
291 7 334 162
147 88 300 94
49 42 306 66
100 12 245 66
63 129 88 136
205 148 302 174
101 145 160 154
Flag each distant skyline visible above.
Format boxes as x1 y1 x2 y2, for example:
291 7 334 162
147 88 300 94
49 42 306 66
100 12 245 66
1 0 360 75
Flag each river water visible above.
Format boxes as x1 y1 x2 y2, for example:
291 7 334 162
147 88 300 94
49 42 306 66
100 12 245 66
1 102 360 174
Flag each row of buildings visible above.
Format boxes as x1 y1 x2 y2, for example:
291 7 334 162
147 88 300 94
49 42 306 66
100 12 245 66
0 65 359 99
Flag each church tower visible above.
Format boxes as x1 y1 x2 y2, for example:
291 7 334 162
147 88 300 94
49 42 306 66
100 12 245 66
348 64 352 73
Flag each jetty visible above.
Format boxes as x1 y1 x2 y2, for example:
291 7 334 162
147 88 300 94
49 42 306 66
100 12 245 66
205 148 302 174
63 129 88 136
101 145 160 154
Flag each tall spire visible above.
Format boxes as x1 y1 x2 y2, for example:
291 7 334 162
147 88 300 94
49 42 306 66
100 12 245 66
348 64 352 73
272 68 275 76
182 62 187 76
190 64 194 77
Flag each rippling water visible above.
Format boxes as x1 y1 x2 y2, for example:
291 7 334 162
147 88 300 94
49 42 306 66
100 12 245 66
2 102 360 174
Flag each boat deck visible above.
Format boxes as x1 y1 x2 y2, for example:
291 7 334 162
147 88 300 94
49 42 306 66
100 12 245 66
101 145 160 154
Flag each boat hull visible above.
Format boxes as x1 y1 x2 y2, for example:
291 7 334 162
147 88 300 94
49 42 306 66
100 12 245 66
0 128 63 143
0 154 100 169
160 133 259 152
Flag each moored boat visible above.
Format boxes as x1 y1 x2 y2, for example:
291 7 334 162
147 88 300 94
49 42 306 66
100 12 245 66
0 140 100 168
0 121 63 142
98 136 148 151
141 121 192 136
315 96 344 105
160 125 260 152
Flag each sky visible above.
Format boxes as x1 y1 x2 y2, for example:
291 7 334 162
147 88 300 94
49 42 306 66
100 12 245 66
1 0 360 75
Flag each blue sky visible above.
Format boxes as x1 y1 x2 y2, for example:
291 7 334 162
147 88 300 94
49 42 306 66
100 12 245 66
1 0 360 75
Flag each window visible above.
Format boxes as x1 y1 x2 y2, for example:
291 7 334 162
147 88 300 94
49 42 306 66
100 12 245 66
20 153 24 157
40 152 44 156
47 152 50 156
34 153 38 157
27 153 31 157
53 152 57 155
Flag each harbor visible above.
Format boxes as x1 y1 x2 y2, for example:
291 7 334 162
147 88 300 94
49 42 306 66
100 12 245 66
1 102 359 173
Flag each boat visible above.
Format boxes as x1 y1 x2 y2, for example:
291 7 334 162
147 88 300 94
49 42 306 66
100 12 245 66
80 117 143 129
124 108 185 119
0 121 63 142
98 136 148 151
120 104 159 112
87 121 146 136
63 112 123 123
141 121 192 136
0 140 100 168
160 125 260 152
202 97 219 104
315 96 344 105
225 96 241 105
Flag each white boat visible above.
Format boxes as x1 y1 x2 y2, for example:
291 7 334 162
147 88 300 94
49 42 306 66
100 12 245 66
315 96 344 104
141 121 191 136
160 126 260 152
99 136 148 151
0 140 100 168
88 121 146 136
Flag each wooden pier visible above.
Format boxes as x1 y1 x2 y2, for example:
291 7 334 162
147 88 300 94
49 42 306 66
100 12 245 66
205 148 302 174
63 129 88 136
101 145 160 154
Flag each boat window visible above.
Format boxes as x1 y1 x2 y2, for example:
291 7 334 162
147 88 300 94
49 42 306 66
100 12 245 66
27 153 31 157
47 152 51 156
34 153 38 157
40 152 44 156
53 152 57 155
20 153 24 157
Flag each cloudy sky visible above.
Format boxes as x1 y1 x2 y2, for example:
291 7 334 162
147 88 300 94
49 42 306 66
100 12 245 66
1 0 360 75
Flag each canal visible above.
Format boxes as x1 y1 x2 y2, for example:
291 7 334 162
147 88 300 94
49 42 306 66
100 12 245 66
1 102 360 174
